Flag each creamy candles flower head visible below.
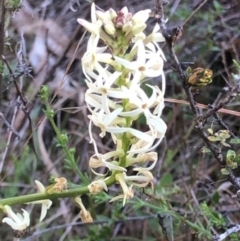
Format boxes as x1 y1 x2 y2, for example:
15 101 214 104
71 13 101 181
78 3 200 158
78 4 167 205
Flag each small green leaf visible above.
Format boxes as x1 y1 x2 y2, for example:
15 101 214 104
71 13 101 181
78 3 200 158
218 130 231 139
235 155 240 164
221 168 229 175
221 141 230 147
208 136 221 142
233 59 240 72
230 138 240 144
207 128 213 135
226 150 236 161
212 192 220 204
186 66 192 76
159 173 173 187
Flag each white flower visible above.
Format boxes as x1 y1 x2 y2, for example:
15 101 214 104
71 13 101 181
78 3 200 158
126 152 157 166
127 127 165 155
85 91 120 114
96 8 117 22
143 23 165 45
89 151 127 176
110 173 134 206
77 3 102 35
2 205 30 231
88 107 124 139
74 197 93 223
88 179 108 194
88 107 155 145
85 70 123 114
119 85 162 119
96 9 117 35
80 5 168 199
114 40 164 89
129 9 151 36
28 180 52 222
131 9 151 25
126 167 154 187
82 34 112 81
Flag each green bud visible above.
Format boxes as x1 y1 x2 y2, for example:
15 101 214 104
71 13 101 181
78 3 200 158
44 109 55 119
59 133 69 146
40 85 50 101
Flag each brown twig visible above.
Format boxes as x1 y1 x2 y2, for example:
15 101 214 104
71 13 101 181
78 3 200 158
165 98 240 117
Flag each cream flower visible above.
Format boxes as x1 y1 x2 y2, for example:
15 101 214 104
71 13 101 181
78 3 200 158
96 8 117 22
119 85 163 120
114 40 164 89
96 9 117 35
110 173 134 206
82 34 112 81
131 167 154 187
85 70 123 114
143 23 165 45
131 9 151 25
126 152 157 166
88 179 108 194
74 197 93 223
80 4 168 205
2 205 30 231
28 180 52 221
77 3 102 35
89 151 127 176
88 107 125 139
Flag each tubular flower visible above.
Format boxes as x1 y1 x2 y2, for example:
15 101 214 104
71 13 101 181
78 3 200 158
28 180 52 221
88 179 108 194
78 4 167 205
110 173 134 206
89 153 127 176
77 3 102 36
74 197 93 223
46 177 67 193
2 205 30 231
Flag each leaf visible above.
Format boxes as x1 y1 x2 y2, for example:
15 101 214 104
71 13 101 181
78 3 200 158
212 192 220 204
221 168 229 175
235 155 240 164
213 0 223 13
207 128 213 135
230 138 240 144
218 130 231 139
186 66 192 76
231 162 238 169
226 150 236 162
208 136 221 142
159 173 173 186
233 59 240 72
221 141 230 147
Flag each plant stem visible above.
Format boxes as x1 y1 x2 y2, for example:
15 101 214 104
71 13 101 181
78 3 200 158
0 176 116 207
0 186 89 206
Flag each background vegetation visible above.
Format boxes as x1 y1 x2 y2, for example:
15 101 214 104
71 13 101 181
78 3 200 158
0 0 240 240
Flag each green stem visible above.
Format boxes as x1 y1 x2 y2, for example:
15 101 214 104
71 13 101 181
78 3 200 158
45 104 72 161
0 177 116 207
0 186 88 206
44 96 86 181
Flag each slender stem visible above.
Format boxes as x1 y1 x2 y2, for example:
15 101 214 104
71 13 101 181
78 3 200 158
0 177 116 207
0 186 89 206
